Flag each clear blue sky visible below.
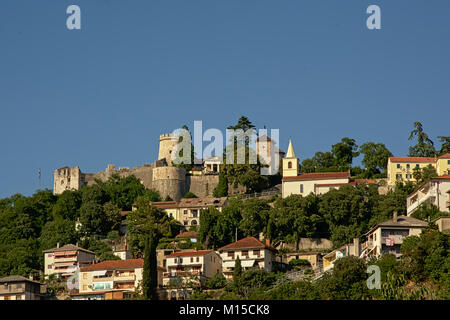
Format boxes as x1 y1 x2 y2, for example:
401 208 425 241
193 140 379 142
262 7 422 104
0 0 449 198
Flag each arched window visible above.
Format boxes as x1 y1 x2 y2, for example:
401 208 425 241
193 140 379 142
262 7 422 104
288 161 292 169
191 220 198 226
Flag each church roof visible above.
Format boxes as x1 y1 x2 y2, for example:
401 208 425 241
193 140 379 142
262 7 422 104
286 139 296 158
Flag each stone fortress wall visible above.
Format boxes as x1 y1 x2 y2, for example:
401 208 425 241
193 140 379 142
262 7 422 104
53 133 218 201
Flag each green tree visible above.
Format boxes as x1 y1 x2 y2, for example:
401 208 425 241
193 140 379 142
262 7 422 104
126 198 173 256
239 198 270 237
408 121 436 157
213 172 229 197
40 219 78 251
412 164 438 186
331 137 359 170
51 190 82 220
359 142 392 178
183 192 197 198
437 136 450 155
318 256 370 300
142 235 158 300
96 174 147 210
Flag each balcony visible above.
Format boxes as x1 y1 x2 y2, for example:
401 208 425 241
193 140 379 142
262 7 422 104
407 190 436 214
163 270 202 278
113 275 135 282
53 256 77 263
382 235 405 245
92 276 113 282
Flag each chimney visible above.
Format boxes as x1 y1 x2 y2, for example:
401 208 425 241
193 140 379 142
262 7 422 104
353 238 360 257
393 211 398 222
265 238 271 246
29 274 34 281
57 242 60 248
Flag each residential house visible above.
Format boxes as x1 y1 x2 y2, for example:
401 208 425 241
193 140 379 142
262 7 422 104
75 259 165 300
175 230 199 244
0 276 42 300
323 238 363 272
406 174 450 215
163 249 222 299
218 237 278 279
434 216 450 232
177 197 228 228
43 244 95 280
387 154 450 186
285 252 323 270
364 213 428 258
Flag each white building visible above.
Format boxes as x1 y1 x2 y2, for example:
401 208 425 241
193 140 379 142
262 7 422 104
364 213 428 258
217 237 278 279
163 250 222 289
406 174 450 216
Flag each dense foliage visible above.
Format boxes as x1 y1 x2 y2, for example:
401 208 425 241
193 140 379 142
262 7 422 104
0 175 162 278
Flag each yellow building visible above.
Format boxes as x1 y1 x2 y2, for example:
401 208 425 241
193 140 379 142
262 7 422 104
437 153 450 176
387 154 450 186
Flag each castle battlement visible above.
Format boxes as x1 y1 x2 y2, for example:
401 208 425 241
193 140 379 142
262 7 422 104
159 133 177 140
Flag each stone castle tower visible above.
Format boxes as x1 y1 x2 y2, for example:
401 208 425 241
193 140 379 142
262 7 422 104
158 133 179 165
53 166 85 195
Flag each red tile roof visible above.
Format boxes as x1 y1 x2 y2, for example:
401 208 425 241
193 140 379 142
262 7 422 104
42 244 95 255
432 174 450 180
80 259 166 272
218 236 277 252
282 172 350 182
438 153 450 159
175 231 199 239
151 201 178 209
389 157 436 163
166 250 213 258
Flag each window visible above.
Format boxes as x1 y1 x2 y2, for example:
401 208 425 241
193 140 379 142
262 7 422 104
192 210 198 218
183 221 188 226
396 173 402 180
300 184 303 193
190 257 193 263
191 220 197 226
242 250 248 257
179 258 183 263
228 251 235 258
406 164 410 169
48 265 52 269
288 161 292 169
396 164 401 169
253 250 260 257
406 174 412 179
183 210 188 215
16 295 22 300
196 257 199 262
448 160 450 165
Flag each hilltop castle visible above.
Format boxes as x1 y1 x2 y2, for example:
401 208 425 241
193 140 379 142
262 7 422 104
54 132 285 200
53 133 219 201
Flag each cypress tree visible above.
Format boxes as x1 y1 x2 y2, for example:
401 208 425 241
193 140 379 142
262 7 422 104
233 255 242 282
142 235 158 300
